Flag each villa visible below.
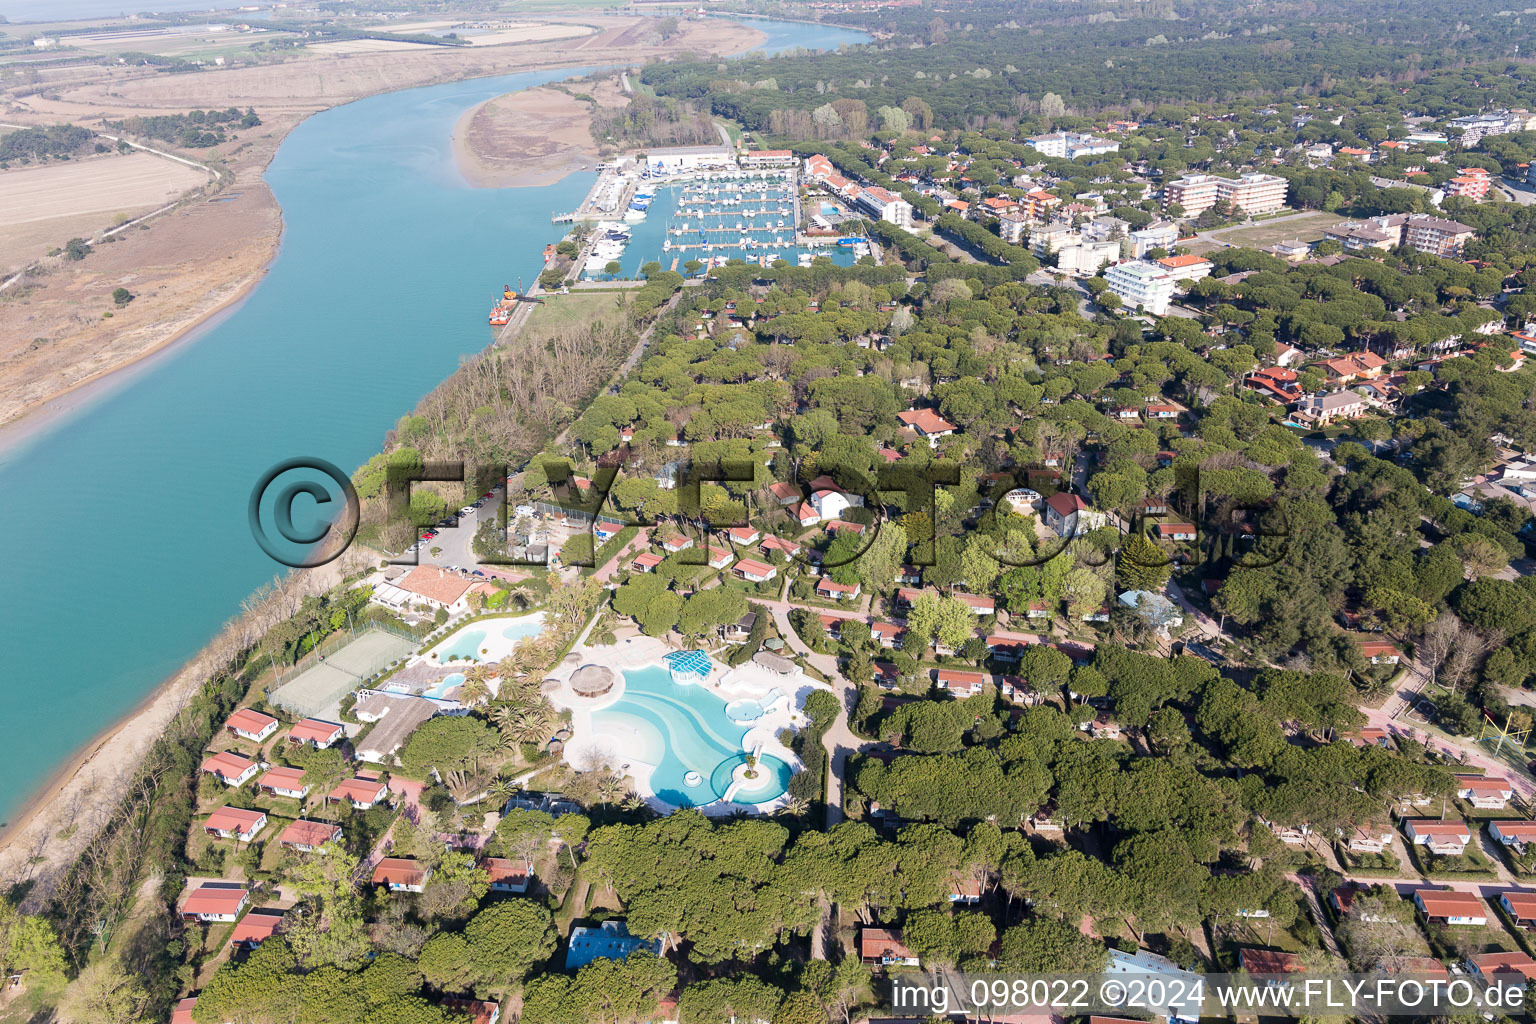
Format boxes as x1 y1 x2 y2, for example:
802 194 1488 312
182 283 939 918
288 718 346 748
226 708 278 743
897 408 957 448
566 920 662 970
371 565 497 616
860 926 919 967
203 806 268 842
278 819 342 852
201 751 260 787
258 765 310 800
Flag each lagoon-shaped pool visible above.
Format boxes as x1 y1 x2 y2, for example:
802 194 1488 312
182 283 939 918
429 612 548 663
593 665 792 808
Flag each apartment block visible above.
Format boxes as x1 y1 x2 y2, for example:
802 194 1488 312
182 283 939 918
1104 261 1178 316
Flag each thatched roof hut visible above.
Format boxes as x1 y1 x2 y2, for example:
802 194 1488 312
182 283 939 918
570 664 618 698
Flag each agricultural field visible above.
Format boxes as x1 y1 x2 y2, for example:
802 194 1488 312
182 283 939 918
0 152 208 270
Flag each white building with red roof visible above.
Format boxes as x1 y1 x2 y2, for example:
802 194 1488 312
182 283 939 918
204 806 268 842
1456 774 1513 809
287 718 345 748
201 751 260 787
226 708 278 743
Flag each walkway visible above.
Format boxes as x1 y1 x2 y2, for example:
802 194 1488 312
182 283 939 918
766 605 860 828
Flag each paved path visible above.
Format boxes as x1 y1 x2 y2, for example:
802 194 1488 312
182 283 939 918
766 606 858 827
1292 873 1344 959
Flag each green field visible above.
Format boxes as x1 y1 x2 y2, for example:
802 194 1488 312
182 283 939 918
522 289 632 343
1205 210 1339 249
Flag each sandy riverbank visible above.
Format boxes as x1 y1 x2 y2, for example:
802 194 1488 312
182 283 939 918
0 14 766 432
454 76 629 189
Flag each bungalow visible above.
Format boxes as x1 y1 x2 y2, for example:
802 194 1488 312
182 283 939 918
204 806 268 842
279 818 342 853
1403 819 1472 855
229 909 284 950
1341 822 1395 854
1144 403 1182 420
630 552 664 573
1331 886 1391 921
871 622 905 648
733 559 778 583
1359 639 1402 665
593 521 620 543
793 502 822 528
704 545 733 570
896 408 958 448
201 751 260 787
1239 948 1304 977
1415 888 1488 926
660 534 694 554
1345 726 1394 750
1154 520 1197 542
182 884 249 923
727 526 762 546
767 481 801 506
1468 951 1536 984
1501 891 1536 928
1456 774 1514 809
949 875 983 905
1491 821 1536 848
1088 715 1122 740
481 857 530 894
817 615 844 641
1000 677 1042 705
372 857 430 893
826 519 866 536
1257 816 1310 846
817 579 861 602
986 632 1030 662
288 718 346 748
723 612 759 643
442 1000 502 1024
955 592 996 616
759 535 802 559
258 765 310 800
860 926 919 967
172 998 198 1024
226 708 279 743
873 661 900 691
330 777 389 810
934 669 987 698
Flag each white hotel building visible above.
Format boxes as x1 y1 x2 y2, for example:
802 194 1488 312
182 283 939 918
1162 172 1288 216
1104 261 1178 316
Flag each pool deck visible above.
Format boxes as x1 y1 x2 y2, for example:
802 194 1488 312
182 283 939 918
548 635 831 816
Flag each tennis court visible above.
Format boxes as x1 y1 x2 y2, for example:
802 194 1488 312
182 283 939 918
269 629 418 717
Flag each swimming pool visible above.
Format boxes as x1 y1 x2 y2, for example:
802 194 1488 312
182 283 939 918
592 665 792 808
436 629 486 661
423 672 464 700
429 613 548 663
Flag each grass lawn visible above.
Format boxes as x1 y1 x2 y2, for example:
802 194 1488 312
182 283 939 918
1207 211 1339 248
521 290 631 345
1405 839 1498 880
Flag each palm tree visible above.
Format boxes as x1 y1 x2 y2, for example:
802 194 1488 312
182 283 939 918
776 795 810 819
460 665 494 705
595 773 626 810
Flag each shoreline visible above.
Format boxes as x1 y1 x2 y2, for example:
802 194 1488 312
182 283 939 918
0 16 773 887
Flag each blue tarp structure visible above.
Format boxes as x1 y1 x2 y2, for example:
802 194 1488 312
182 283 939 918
664 649 712 682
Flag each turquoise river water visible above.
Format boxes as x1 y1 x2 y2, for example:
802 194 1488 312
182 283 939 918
0 17 867 824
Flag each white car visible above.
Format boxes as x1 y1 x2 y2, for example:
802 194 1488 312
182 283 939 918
459 506 476 517
514 504 535 517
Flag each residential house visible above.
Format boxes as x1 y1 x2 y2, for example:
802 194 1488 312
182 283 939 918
201 751 260 787
897 408 958 448
278 819 342 853
934 669 987 698
1415 889 1488 926
703 545 733 570
1044 491 1090 538
948 875 983 905
1291 390 1366 426
767 481 800 506
371 565 497 615
871 622 905 648
860 926 919 967
1341 821 1395 854
566 920 662 970
954 592 996 616
1359 639 1402 664
372 857 430 893
481 857 530 894
759 535 802 559
226 708 279 743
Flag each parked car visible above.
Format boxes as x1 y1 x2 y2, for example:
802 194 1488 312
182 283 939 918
459 507 476 517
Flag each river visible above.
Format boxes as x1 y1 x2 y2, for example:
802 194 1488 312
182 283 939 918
0 17 868 824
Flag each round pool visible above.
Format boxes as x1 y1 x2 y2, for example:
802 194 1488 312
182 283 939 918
724 698 766 723
708 753 792 804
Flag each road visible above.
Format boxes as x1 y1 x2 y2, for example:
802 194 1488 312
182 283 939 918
1500 175 1536 207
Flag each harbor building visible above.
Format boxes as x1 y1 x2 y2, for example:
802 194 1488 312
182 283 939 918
645 145 735 175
